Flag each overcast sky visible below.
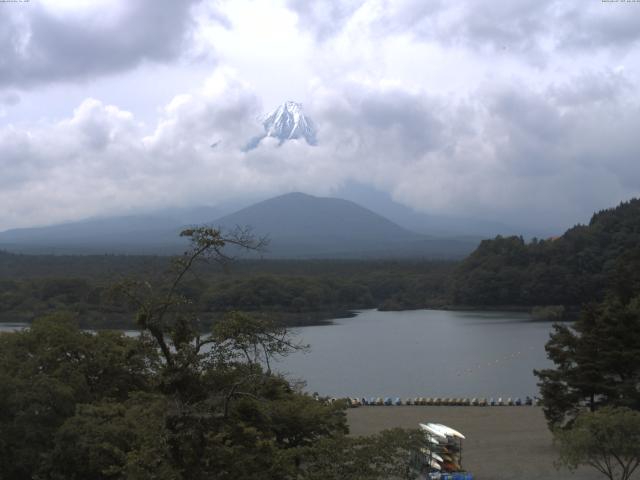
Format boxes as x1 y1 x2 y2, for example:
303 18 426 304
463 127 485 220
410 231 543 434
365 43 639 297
1 0 640 232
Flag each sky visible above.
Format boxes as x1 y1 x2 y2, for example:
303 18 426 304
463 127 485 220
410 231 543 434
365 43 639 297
1 0 640 232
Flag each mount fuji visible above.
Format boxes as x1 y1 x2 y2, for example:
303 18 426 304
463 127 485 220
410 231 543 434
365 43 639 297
245 101 317 150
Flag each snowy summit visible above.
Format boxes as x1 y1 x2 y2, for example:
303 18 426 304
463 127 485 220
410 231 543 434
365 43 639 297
263 101 317 145
245 101 317 150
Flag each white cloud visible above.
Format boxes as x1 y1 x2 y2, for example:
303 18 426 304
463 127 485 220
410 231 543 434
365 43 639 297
289 0 640 59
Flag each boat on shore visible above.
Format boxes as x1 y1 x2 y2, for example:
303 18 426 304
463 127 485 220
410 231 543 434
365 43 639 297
413 422 473 479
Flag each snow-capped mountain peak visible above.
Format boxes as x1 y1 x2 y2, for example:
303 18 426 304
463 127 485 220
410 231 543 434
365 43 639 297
245 101 317 150
262 101 317 145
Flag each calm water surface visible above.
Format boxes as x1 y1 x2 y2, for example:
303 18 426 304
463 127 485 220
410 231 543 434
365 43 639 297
1 309 555 399
274 309 554 399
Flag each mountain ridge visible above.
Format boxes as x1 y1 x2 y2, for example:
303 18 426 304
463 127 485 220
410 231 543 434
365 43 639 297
0 192 479 258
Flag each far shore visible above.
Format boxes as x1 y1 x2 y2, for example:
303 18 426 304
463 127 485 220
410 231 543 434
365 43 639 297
0 304 577 330
347 406 601 480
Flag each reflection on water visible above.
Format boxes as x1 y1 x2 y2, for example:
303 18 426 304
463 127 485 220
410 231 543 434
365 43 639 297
274 309 553 398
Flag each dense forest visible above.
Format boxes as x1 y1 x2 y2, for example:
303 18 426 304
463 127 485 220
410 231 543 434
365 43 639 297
452 199 640 310
0 255 453 328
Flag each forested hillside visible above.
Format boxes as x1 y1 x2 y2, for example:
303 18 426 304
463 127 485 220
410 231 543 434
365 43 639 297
452 199 640 307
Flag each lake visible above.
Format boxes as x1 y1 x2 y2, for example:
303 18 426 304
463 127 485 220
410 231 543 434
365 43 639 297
274 309 554 399
0 309 555 399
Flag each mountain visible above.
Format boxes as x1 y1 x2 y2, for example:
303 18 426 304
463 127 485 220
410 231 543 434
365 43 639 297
332 181 548 238
0 193 480 258
212 192 477 258
245 101 317 149
0 205 229 255
0 215 186 254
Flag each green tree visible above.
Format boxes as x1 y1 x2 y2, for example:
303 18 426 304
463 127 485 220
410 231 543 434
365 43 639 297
555 407 640 480
0 313 156 479
0 226 421 479
107 227 353 479
298 428 422 480
535 295 640 427
47 393 176 480
211 311 306 375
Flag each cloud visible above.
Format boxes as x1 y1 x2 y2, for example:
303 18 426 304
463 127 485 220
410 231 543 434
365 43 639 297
548 70 632 107
288 0 640 61
312 83 446 160
0 70 265 229
560 2 640 51
1 92 20 106
144 69 263 154
286 0 365 41
305 74 640 229
1 62 639 233
0 0 215 89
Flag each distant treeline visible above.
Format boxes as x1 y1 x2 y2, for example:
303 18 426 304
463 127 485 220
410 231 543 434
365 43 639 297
0 256 454 328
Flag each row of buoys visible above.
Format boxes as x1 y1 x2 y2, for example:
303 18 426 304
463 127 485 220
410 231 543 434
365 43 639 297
341 396 539 407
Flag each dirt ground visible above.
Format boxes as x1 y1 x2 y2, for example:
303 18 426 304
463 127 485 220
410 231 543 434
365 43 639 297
347 406 606 480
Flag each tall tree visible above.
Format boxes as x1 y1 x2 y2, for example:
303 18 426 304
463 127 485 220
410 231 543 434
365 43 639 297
535 294 640 427
0 227 421 479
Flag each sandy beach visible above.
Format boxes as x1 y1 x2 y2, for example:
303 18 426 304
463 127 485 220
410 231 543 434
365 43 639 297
347 406 604 480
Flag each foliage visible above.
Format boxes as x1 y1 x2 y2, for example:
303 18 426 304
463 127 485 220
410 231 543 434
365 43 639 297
298 428 422 480
452 198 640 307
212 311 308 374
0 227 419 479
534 294 640 427
48 393 175 480
0 313 157 479
554 407 640 480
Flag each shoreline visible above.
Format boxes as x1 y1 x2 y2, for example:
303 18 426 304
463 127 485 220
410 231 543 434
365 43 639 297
0 305 574 330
